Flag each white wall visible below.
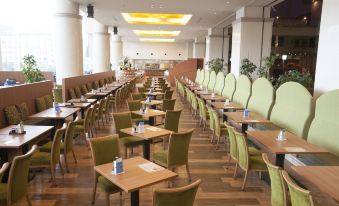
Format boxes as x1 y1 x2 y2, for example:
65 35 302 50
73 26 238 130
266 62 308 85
186 42 193 58
314 0 339 96
123 42 188 60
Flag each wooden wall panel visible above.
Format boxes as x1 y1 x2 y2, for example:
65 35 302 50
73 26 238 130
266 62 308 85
168 58 204 86
0 71 54 83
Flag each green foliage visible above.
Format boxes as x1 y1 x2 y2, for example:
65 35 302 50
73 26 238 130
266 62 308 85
119 56 131 70
21 54 44 83
240 58 257 79
206 58 224 74
257 54 278 78
275 69 313 88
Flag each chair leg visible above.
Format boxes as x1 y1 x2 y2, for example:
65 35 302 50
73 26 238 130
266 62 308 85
50 167 57 187
59 161 64 176
233 162 238 179
226 155 232 169
72 150 77 163
242 170 249 191
125 147 128 159
105 193 110 206
91 179 98 204
64 153 69 173
26 194 32 206
186 164 192 183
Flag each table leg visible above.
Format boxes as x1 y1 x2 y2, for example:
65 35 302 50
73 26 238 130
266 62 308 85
81 108 85 118
131 190 139 206
275 154 285 168
241 124 248 133
223 111 228 122
143 139 150 160
149 117 155 126
73 112 77 120
151 105 156 110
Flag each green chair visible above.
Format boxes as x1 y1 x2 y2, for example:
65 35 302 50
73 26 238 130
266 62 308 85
211 109 228 149
74 87 82 98
234 131 267 190
68 88 77 99
127 100 149 123
102 97 112 123
207 106 215 142
153 179 201 206
90 104 100 136
99 79 105 87
162 99 176 112
89 135 122 206
190 92 199 117
197 98 209 130
158 110 182 133
92 81 99 90
35 96 47 112
81 84 89 94
262 153 288 206
96 99 107 127
207 71 216 91
0 162 9 182
164 90 174 100
282 171 314 206
232 75 252 108
214 72 225 95
4 105 22 125
30 124 67 186
131 93 143 100
43 95 54 108
86 83 93 91
153 129 194 182
0 145 37 206
221 73 236 100
202 70 210 88
112 112 144 158
75 107 94 144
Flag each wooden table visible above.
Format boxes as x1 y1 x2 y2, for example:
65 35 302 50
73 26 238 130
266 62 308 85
195 90 213 95
58 102 91 118
131 109 166 126
120 125 172 160
67 98 97 104
211 101 243 110
85 91 110 99
200 94 226 102
291 166 339 204
141 100 163 109
246 130 328 168
143 92 165 97
94 157 177 206
224 111 271 132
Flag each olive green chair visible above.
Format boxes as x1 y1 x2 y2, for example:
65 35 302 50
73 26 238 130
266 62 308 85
207 106 215 142
207 71 217 91
158 110 182 133
35 96 47 112
197 97 209 130
211 109 227 149
153 129 194 182
81 84 89 94
234 131 267 190
86 83 93 91
68 88 77 99
0 145 37 206
131 93 143 100
190 92 199 117
202 70 210 88
75 107 93 145
74 87 82 98
96 99 107 127
112 112 144 158
153 179 201 206
282 171 314 206
127 100 149 123
102 97 112 122
197 69 205 85
221 73 236 100
162 99 176 112
89 135 122 206
40 121 78 173
195 69 201 84
232 75 251 108
92 81 99 90
247 78 274 119
164 90 174 100
0 162 9 182
270 82 312 139
99 79 105 87
90 103 100 136
262 153 288 206
30 124 67 186
214 72 225 95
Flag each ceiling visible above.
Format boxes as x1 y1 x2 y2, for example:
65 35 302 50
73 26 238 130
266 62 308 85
72 0 276 43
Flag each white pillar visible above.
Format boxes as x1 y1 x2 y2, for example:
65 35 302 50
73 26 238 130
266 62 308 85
314 0 339 96
92 19 110 73
193 37 205 59
186 42 194 58
205 28 229 64
0 41 2 70
230 6 273 78
54 0 83 84
110 34 123 71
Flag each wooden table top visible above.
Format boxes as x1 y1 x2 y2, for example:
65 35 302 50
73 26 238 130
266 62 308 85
0 125 53 148
94 156 177 193
30 107 80 119
291 166 339 203
120 125 172 140
211 102 243 110
141 100 163 106
246 130 329 155
109 82 124 87
200 94 227 101
224 111 271 124
195 90 213 95
67 98 97 103
59 102 91 108
143 92 165 96
190 86 204 91
132 109 166 118
85 91 110 96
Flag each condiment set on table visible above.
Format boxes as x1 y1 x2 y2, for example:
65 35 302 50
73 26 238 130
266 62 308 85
9 121 26 135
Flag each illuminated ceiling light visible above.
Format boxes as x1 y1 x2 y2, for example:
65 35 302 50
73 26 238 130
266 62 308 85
121 13 192 25
303 16 307 20
133 30 181 37
139 38 175 43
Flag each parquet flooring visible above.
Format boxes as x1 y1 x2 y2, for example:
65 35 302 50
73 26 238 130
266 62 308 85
18 90 271 206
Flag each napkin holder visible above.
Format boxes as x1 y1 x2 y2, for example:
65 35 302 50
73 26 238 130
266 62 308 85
112 157 124 175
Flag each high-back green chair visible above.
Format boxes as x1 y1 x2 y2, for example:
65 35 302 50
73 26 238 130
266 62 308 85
74 87 82 98
221 73 236 100
164 90 174 100
195 69 201 84
96 99 107 127
270 82 312 139
214 72 225 95
211 109 228 149
138 87 146 98
153 179 201 206
0 162 9 182
262 153 287 206
232 75 251 108
127 100 148 123
74 107 93 144
131 93 143 100
225 123 238 176
307 89 339 156
207 106 215 141
234 131 267 190
153 129 194 182
161 110 182 133
0 145 37 206
68 88 77 99
162 99 176 111
86 82 93 91
91 103 99 136
112 112 144 158
247 78 274 119
81 84 89 94
197 98 209 130
202 70 210 88
190 92 199 116
282 171 314 206
89 135 122 205
207 71 217 91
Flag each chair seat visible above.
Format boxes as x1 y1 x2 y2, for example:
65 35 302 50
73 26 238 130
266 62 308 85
120 136 144 146
30 151 51 166
153 150 168 167
249 155 267 171
0 183 7 204
249 147 261 155
75 124 84 132
40 141 64 153
98 176 121 193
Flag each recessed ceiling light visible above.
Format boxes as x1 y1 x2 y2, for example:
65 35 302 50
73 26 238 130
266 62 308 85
121 13 192 25
226 1 230 4
214 12 217 15
133 30 181 37
140 38 175 43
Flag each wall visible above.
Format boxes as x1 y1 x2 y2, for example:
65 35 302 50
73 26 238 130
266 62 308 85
0 71 54 83
186 42 194 58
169 58 204 85
123 42 188 60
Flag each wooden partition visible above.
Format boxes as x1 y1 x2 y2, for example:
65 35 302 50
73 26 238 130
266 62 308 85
0 71 54 83
168 58 204 86
144 69 165 77
62 71 115 101
0 81 53 128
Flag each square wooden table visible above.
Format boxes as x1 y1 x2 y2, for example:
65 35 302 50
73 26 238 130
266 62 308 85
59 102 91 118
67 98 97 104
291 166 339 204
143 92 165 97
94 157 177 206
200 94 226 102
246 130 328 168
85 91 110 99
195 90 213 95
224 111 271 132
120 125 171 160
211 101 244 110
190 86 204 91
132 109 166 126
141 100 163 109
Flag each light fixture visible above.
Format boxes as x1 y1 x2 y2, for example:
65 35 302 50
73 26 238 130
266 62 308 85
133 30 180 37
140 38 175 43
121 13 192 25
87 4 94 18
276 16 279 19
164 70 169 76
282 54 288 60
303 16 307 20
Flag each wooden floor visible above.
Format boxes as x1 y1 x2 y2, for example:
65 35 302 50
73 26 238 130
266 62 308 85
20 90 271 206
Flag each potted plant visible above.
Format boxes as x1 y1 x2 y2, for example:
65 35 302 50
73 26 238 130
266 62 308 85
275 69 313 89
119 57 130 70
21 54 44 83
257 54 278 79
240 58 257 80
206 58 225 74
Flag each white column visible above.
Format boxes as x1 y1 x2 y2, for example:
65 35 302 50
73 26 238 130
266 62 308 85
92 19 110 73
110 34 123 71
314 0 339 96
0 41 2 70
205 28 229 63
186 42 194 58
54 0 83 84
193 37 205 59
230 6 273 78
